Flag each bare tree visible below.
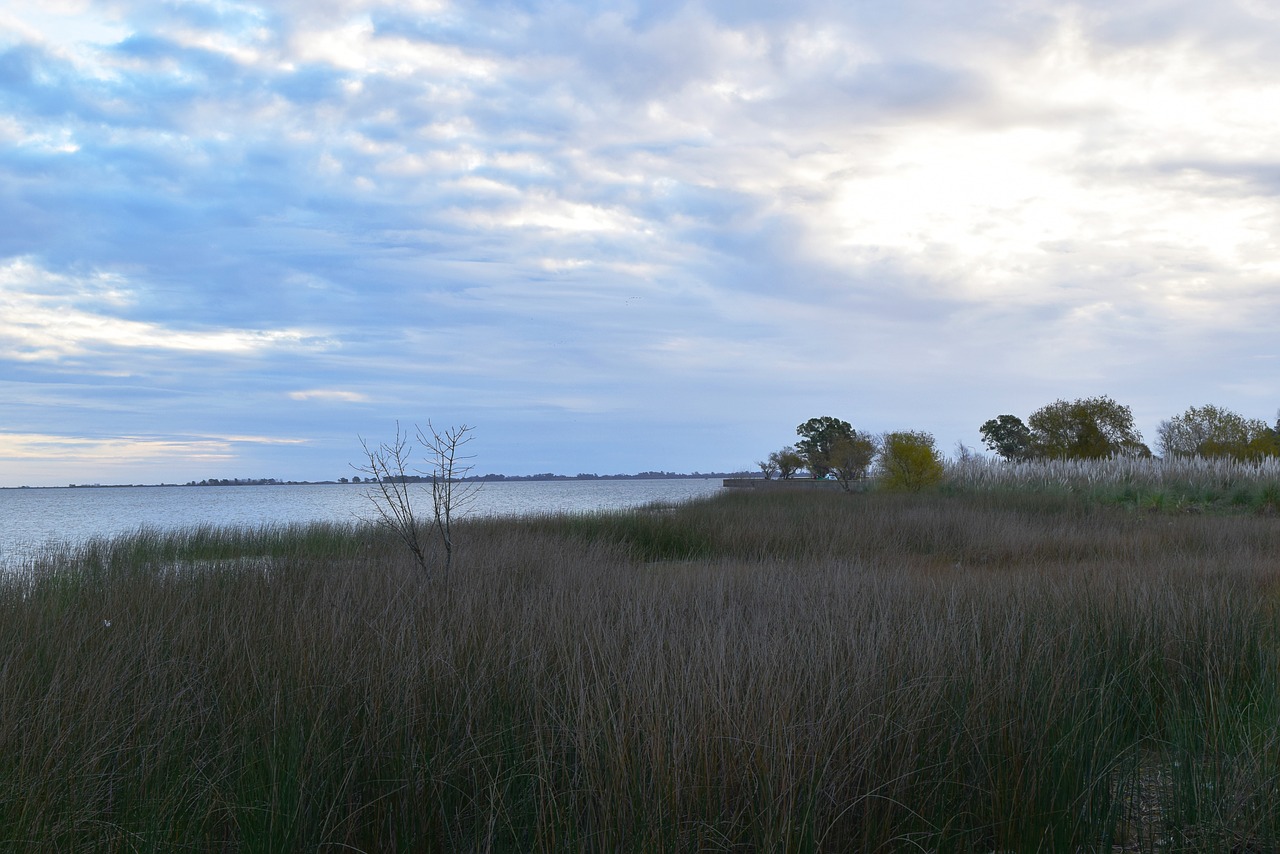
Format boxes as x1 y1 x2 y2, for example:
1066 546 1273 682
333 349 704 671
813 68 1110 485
354 421 479 579
421 421 479 574
357 423 429 573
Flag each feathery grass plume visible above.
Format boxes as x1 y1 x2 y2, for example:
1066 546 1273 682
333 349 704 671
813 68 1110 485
945 454 1280 513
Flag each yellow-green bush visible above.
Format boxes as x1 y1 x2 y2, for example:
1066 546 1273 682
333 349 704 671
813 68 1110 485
876 429 945 491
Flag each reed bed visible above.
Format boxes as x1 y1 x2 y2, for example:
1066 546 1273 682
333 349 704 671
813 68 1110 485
946 455 1280 513
2 490 1279 851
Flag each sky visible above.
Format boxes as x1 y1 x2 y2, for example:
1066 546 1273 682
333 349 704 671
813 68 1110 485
2 0 1279 487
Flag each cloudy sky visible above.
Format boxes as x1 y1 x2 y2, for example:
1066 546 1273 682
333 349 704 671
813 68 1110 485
2 0 1278 486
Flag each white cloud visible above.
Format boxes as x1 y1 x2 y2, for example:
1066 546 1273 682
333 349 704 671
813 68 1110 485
478 196 645 235
288 389 370 403
5 1 1280 484
0 258 325 363
0 432 236 465
0 118 81 154
289 14 497 78
0 2 130 57
206 434 312 445
0 431 313 488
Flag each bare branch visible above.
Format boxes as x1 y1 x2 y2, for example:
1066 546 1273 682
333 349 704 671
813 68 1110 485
354 421 480 580
353 422 431 576
418 421 480 577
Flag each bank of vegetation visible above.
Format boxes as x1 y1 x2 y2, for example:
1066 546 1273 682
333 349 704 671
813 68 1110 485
4 471 1280 851
759 398 1280 505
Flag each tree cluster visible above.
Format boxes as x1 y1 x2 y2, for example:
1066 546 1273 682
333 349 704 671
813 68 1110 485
758 417 944 492
1155 404 1280 460
980 397 1280 462
757 399 1279 495
980 396 1148 461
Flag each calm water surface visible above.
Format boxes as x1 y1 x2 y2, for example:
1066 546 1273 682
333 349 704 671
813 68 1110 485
0 479 724 569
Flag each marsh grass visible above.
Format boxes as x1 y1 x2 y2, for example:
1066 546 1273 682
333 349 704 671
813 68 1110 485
947 455 1280 515
3 491 1280 851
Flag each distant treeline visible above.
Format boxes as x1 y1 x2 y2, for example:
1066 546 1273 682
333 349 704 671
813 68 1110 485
381 471 757 484
66 479 303 488
54 471 756 490
186 478 290 487
758 398 1280 492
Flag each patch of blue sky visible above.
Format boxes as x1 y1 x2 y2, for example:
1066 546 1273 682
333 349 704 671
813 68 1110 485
2 1 1280 486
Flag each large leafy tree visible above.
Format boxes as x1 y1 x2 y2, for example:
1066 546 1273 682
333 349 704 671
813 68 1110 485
1157 404 1276 460
1026 395 1148 459
979 414 1033 461
795 417 856 478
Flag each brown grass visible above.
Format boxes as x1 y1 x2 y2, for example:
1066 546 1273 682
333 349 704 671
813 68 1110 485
2 490 1279 851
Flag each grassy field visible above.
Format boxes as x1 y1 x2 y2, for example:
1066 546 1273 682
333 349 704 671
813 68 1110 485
3 484 1280 851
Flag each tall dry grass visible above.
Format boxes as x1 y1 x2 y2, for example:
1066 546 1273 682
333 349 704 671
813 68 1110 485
946 455 1280 513
2 491 1279 851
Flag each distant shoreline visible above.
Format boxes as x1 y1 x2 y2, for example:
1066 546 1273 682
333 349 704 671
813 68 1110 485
3 472 763 491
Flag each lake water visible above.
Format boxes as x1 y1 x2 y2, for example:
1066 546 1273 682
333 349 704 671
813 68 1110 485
0 479 725 569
